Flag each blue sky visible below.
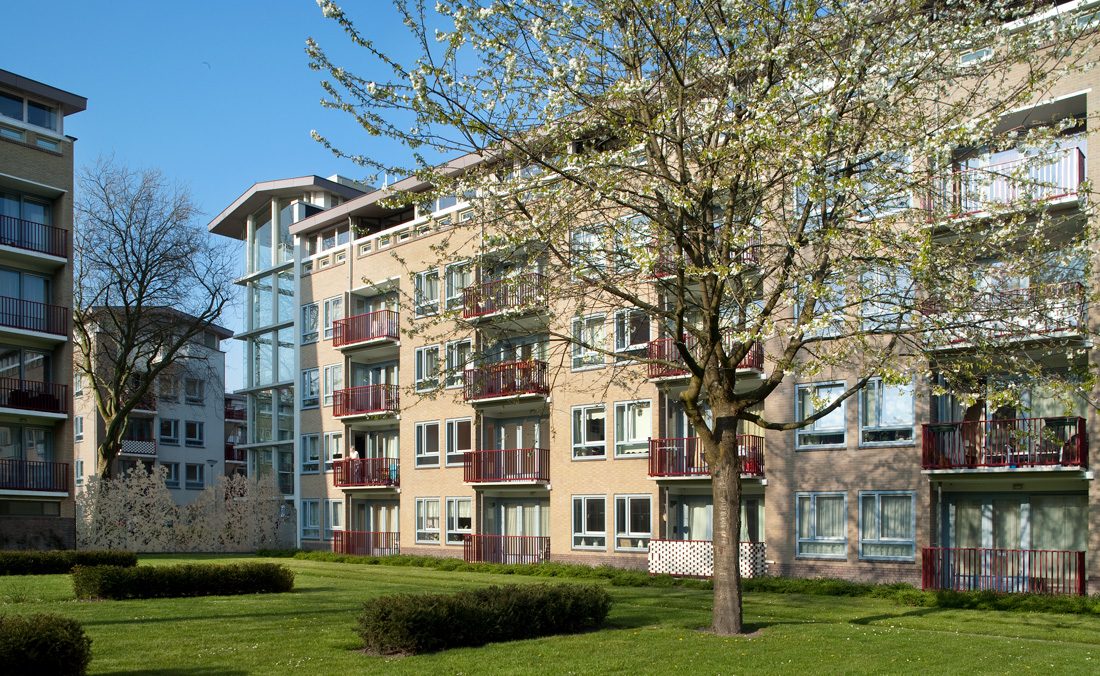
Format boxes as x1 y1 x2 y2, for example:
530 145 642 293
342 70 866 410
5 1 420 389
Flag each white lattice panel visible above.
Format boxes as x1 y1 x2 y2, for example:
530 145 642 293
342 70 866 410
648 540 767 578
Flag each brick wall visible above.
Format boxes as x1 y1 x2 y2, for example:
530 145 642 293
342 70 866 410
0 515 76 550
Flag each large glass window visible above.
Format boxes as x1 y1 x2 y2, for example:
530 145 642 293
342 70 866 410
614 495 651 551
572 315 606 369
796 382 846 448
250 276 273 328
572 495 606 549
859 492 915 560
860 379 914 445
416 498 441 543
446 497 472 545
251 391 273 444
250 206 272 274
415 421 440 467
251 333 273 387
277 387 293 441
277 270 294 321
796 492 847 558
277 328 294 383
614 400 652 457
614 309 650 358
572 405 606 459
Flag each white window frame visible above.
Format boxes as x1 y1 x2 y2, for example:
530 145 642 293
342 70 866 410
322 296 343 340
323 364 343 407
158 418 179 445
74 416 84 442
858 491 916 562
184 420 204 448
74 459 84 486
572 404 607 459
415 421 441 467
184 463 205 490
159 375 179 403
795 382 847 449
414 269 440 317
445 417 472 467
301 433 320 473
184 377 204 405
301 303 319 343
572 495 607 550
613 309 650 358
323 431 343 471
415 497 441 544
858 378 915 447
444 261 470 311
324 499 343 541
796 491 847 560
301 368 320 409
571 314 606 370
614 400 652 457
414 345 440 391
73 372 84 397
444 339 471 389
445 496 472 545
301 499 320 540
614 495 652 552
163 462 179 489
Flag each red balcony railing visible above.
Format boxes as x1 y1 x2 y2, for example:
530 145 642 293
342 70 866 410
333 457 400 487
464 448 550 483
333 384 400 417
0 378 67 414
0 296 68 336
0 458 69 492
333 530 400 557
224 406 247 421
224 444 246 463
936 148 1085 217
462 273 546 319
647 435 764 477
463 534 550 565
0 215 68 259
922 281 1086 339
332 309 400 347
922 547 1085 596
463 360 549 401
646 336 763 379
652 240 760 278
921 416 1087 470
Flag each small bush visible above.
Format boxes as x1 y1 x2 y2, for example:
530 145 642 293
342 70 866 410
358 584 611 654
0 550 136 576
0 613 92 676
71 562 294 600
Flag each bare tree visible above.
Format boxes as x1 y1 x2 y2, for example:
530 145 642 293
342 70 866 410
309 0 1100 633
74 159 235 479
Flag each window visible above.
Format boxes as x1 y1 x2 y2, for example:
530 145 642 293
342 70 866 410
158 419 179 445
572 496 606 549
323 431 343 471
415 421 440 467
184 378 204 404
74 459 84 487
301 434 320 473
571 226 605 276
322 296 343 339
572 314 605 369
323 364 342 406
614 309 650 358
301 368 320 408
444 340 471 388
324 499 343 540
185 463 205 490
796 492 847 559
184 421 204 447
74 416 84 442
614 495 651 551
0 91 59 131
860 379 914 445
36 137 59 152
301 500 320 539
614 400 652 457
444 262 471 311
796 382 846 448
859 492 915 561
572 405 606 458
73 373 84 397
446 497 472 545
163 462 180 489
445 418 472 466
415 498 441 543
301 303 319 343
860 268 913 331
414 269 440 316
959 46 992 66
414 345 440 391
796 276 846 338
158 375 178 403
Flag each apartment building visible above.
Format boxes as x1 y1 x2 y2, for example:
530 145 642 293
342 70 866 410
72 316 233 504
0 70 84 549
209 40 1100 597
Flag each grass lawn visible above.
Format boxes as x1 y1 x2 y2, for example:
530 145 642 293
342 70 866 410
2 555 1099 674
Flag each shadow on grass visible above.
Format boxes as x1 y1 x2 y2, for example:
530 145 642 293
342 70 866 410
80 607 340 628
100 670 247 676
848 606 945 626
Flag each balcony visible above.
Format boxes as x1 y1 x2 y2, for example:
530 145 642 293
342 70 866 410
652 241 760 279
921 416 1086 471
463 534 550 565
333 530 400 557
0 296 68 337
333 309 400 349
937 148 1084 218
0 378 67 414
647 435 764 478
224 443 246 464
119 438 157 458
462 274 546 320
333 457 399 488
648 540 767 578
647 337 763 380
0 215 68 259
921 547 1085 596
333 384 400 418
0 459 68 492
463 360 549 402
464 448 549 484
224 406 247 421
130 393 157 413
922 281 1086 345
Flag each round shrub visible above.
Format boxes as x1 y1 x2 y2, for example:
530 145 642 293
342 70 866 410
0 613 92 676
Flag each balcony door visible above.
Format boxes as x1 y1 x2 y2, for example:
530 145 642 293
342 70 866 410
946 493 1086 551
483 498 549 538
353 430 398 460
353 292 398 315
487 336 545 364
351 361 396 387
352 499 399 532
484 417 543 451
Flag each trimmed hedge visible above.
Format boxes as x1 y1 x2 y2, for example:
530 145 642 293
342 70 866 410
0 550 137 576
0 613 92 676
358 584 611 654
71 562 294 600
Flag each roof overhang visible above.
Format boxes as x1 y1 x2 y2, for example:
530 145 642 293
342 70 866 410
207 175 368 239
0 69 86 116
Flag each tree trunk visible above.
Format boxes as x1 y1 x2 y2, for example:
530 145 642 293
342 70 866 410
710 417 744 635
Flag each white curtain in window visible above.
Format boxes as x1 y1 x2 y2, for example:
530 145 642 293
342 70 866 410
1031 495 1087 551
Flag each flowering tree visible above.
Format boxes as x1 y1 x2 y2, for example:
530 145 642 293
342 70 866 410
309 0 1099 633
